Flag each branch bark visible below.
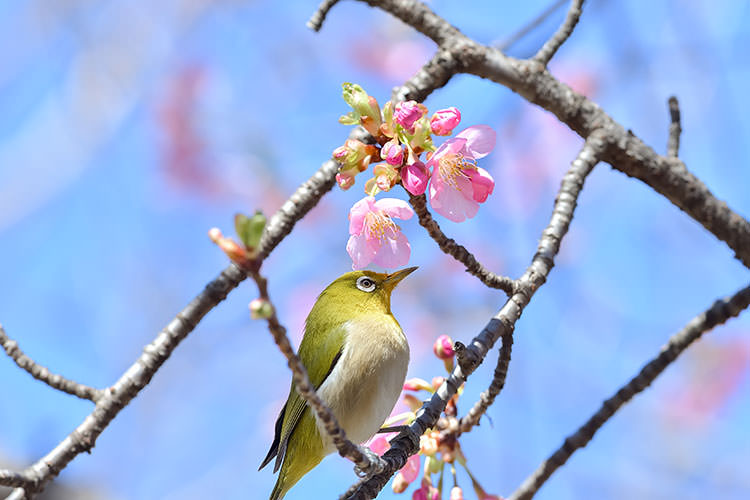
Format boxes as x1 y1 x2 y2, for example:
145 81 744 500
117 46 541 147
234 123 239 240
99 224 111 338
0 326 103 403
532 0 585 65
3 150 342 498
342 132 607 499
667 96 682 158
407 193 515 294
508 283 750 500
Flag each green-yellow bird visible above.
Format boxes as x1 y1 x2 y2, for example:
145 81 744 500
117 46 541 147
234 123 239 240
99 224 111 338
259 267 417 499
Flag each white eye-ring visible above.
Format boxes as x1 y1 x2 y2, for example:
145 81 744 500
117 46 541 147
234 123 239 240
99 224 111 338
356 276 377 293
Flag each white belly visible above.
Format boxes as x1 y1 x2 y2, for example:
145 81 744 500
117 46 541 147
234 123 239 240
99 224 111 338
315 316 409 451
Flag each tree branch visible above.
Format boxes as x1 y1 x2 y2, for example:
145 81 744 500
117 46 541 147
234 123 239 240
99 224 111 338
407 193 515 294
0 470 31 490
307 0 342 31
0 325 103 403
248 269 386 476
4 152 342 498
342 132 607 499
508 283 750 500
344 0 750 269
457 331 513 434
667 96 682 158
532 0 585 65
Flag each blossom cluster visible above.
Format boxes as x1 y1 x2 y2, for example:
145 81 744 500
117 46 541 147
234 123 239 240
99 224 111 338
334 83 497 269
368 335 505 500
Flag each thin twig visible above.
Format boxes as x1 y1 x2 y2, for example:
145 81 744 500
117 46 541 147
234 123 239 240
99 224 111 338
532 0 585 65
458 331 513 434
307 0 342 32
667 96 682 158
407 193 515 294
248 269 386 476
352 0 750 268
342 133 607 500
496 0 568 52
6 154 341 498
0 325 103 403
0 470 31 490
508 283 750 500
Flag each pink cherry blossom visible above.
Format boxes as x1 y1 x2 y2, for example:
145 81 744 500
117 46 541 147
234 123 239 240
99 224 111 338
401 160 429 195
347 196 414 270
450 486 464 500
394 100 425 133
430 107 461 135
426 125 496 222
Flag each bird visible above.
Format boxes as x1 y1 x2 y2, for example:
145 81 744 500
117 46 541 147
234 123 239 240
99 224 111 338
259 267 417 500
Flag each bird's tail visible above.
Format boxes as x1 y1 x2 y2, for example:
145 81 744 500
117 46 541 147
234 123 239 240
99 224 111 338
268 410 326 500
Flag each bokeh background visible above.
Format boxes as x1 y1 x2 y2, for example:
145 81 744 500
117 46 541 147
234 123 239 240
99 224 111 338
1 0 749 499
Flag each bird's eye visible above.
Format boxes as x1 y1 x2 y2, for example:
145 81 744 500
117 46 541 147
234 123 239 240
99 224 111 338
356 276 376 293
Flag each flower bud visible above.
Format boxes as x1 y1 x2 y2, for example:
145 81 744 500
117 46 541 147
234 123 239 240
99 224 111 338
450 486 464 500
392 472 409 494
431 376 445 390
433 334 455 360
403 378 433 392
381 139 404 166
419 431 439 456
394 100 426 133
401 160 429 195
336 172 356 190
249 298 274 320
430 107 461 136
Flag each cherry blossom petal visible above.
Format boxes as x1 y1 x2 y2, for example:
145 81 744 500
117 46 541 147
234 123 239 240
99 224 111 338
372 231 411 268
429 175 480 222
399 454 421 483
375 198 414 221
466 166 495 202
346 233 377 270
349 196 375 235
425 137 467 169
455 125 496 159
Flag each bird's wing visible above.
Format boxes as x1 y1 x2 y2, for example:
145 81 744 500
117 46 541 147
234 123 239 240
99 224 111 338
259 322 347 473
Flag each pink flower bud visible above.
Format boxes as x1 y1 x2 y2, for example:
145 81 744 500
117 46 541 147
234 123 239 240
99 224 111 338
333 145 349 160
412 487 428 500
403 378 433 392
401 160 429 195
394 100 426 133
450 486 464 500
430 107 461 136
392 472 409 494
433 334 455 359
336 172 355 190
381 140 404 166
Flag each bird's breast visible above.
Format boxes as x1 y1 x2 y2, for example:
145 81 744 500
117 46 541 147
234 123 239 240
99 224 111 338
316 314 409 450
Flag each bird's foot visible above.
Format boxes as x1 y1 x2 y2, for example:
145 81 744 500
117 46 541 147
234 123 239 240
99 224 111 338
353 445 386 479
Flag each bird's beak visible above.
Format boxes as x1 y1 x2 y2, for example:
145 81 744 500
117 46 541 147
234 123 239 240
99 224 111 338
382 266 418 292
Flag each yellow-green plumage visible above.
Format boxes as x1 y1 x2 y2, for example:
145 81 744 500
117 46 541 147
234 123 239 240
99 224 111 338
260 268 416 500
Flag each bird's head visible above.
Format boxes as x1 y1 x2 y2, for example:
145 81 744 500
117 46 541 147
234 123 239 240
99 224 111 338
317 267 418 316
